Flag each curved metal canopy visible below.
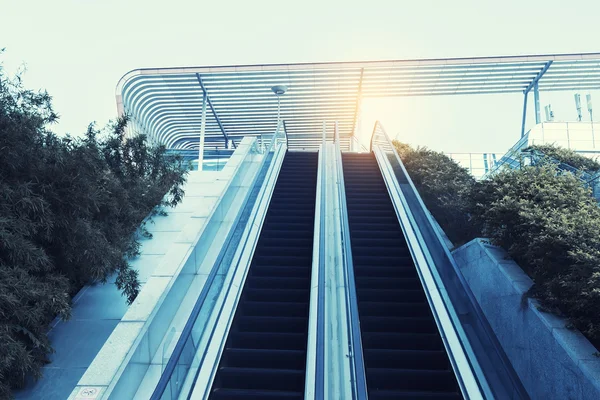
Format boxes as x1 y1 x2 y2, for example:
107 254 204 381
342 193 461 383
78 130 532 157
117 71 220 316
116 52 600 151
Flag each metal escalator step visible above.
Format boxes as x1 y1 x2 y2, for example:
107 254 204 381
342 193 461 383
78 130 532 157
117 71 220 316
254 246 312 258
215 367 304 392
353 255 413 266
361 332 444 351
360 317 436 334
366 368 459 392
350 237 408 249
349 223 403 232
252 255 312 266
353 266 418 278
244 288 309 303
260 223 313 232
350 245 410 258
236 316 307 333
363 349 450 370
250 266 310 278
223 348 305 370
356 288 425 303
367 390 463 399
258 229 314 240
358 301 430 317
241 301 309 318
210 388 303 400
355 277 421 290
246 276 310 290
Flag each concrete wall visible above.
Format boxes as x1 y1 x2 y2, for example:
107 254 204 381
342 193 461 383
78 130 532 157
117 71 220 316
453 239 600 400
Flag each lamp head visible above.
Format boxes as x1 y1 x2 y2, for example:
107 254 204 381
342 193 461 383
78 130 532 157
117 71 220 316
271 85 287 96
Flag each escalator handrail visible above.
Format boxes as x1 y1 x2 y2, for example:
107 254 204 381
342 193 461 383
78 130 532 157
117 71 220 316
334 123 368 399
311 135 326 399
150 122 287 400
370 120 529 399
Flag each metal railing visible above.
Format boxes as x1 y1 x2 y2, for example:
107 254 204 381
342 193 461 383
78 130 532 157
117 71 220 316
149 122 287 400
370 120 529 399
335 122 368 399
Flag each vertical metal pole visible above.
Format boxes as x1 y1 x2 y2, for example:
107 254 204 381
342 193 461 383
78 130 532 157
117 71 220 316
521 92 529 138
534 83 541 124
199 91 207 171
334 121 339 143
276 96 281 135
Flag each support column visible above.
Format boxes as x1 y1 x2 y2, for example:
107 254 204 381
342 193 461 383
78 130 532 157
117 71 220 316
199 91 207 171
521 92 529 138
534 83 541 124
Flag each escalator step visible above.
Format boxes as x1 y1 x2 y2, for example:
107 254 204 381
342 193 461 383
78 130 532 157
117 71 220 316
364 349 450 370
246 276 310 290
215 367 304 392
361 332 444 351
244 288 309 303
368 390 462 399
210 388 303 400
367 368 459 392
236 316 307 333
360 316 436 334
356 288 425 303
223 348 305 370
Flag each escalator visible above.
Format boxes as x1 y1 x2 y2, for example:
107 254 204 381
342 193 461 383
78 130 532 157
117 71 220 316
209 151 318 400
342 152 463 400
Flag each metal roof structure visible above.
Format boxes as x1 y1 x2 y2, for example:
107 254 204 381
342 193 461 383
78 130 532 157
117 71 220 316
116 52 600 151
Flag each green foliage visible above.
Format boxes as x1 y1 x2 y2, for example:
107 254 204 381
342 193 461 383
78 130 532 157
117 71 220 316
469 164 600 348
392 141 479 246
393 139 600 349
525 144 600 172
0 65 188 395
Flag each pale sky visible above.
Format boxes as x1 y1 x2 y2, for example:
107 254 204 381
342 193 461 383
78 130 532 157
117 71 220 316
2 0 600 153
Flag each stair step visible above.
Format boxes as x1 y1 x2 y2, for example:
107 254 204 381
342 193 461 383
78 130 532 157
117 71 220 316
250 266 310 278
246 277 310 290
210 388 303 399
364 349 450 370
355 277 420 290
366 368 459 392
223 348 305 370
368 391 462 400
244 288 309 303
215 367 304 392
357 288 425 303
361 332 443 351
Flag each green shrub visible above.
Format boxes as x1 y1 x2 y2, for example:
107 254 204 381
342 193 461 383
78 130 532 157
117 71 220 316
393 141 479 246
0 64 187 396
469 164 600 348
525 144 600 172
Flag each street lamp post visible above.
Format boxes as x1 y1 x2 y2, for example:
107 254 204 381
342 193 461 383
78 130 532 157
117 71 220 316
271 85 287 140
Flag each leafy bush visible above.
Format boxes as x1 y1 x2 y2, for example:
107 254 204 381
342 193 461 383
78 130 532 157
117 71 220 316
525 144 600 172
393 141 479 246
0 65 188 396
394 140 600 349
469 164 600 348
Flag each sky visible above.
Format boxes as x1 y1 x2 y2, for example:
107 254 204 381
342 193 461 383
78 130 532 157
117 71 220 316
1 0 600 154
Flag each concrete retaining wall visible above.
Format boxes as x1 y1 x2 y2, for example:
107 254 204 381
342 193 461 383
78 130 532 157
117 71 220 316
453 239 600 399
